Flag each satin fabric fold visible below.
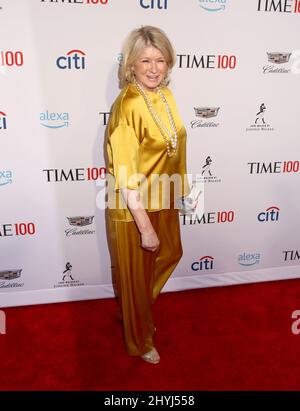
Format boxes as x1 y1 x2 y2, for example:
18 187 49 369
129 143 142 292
106 82 190 222
108 209 182 356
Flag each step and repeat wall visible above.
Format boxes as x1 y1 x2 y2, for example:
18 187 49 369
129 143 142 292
1 0 300 308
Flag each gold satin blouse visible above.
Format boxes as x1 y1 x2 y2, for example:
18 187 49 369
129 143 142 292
106 82 190 222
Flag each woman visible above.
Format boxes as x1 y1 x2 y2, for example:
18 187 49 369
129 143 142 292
106 26 189 364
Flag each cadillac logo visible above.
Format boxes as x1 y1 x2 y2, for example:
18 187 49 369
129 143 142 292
67 216 94 226
194 107 220 118
0 269 22 280
267 52 291 64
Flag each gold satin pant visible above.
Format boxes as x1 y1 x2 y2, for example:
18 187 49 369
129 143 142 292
108 209 183 356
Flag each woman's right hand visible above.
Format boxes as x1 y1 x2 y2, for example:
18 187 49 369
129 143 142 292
140 229 160 253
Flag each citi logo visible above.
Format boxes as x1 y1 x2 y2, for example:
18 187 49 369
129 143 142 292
238 252 261 266
0 170 12 186
0 111 7 130
0 50 24 67
40 110 69 128
257 206 280 222
198 0 227 12
0 222 36 238
43 167 106 182
177 54 236 69
191 256 214 271
283 250 300 261
182 210 234 225
257 0 300 13
248 161 299 174
99 111 111 126
140 0 168 9
56 49 86 70
41 0 109 5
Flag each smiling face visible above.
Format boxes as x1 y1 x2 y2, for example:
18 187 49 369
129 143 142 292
132 45 168 91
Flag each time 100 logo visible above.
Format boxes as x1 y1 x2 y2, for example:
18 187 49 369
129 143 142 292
0 51 24 67
86 0 108 3
0 223 36 237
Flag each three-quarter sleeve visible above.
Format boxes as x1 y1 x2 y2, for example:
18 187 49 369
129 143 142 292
108 124 141 190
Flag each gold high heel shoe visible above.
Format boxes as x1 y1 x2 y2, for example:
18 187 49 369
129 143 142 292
141 347 160 364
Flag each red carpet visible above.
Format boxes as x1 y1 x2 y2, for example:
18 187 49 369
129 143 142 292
1 278 300 391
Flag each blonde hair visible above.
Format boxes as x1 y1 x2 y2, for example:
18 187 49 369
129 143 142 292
118 26 176 88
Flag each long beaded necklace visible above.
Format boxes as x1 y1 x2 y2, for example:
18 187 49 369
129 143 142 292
133 79 178 158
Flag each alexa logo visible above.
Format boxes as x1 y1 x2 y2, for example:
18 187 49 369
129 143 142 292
191 107 220 129
257 206 280 222
0 170 12 186
191 256 214 271
56 49 86 70
40 110 69 128
198 0 227 12
140 0 168 9
238 252 261 267
0 111 7 130
263 52 292 74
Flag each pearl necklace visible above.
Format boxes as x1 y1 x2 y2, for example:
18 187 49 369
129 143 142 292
134 79 178 157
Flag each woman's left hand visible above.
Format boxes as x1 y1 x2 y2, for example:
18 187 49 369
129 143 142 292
140 229 160 253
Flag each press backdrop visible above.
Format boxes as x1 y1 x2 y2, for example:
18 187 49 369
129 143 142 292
1 0 300 308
